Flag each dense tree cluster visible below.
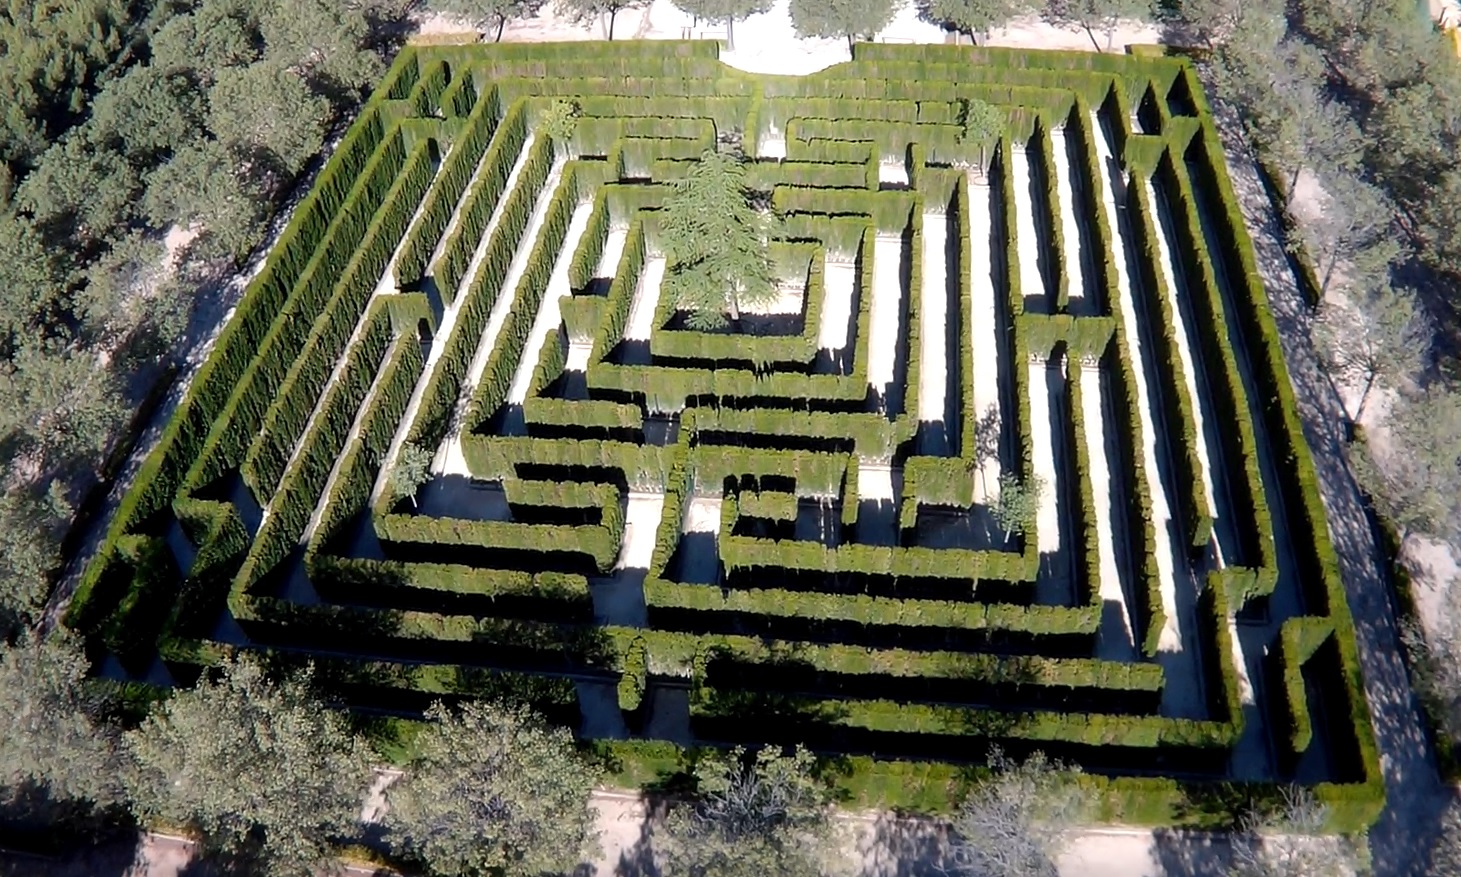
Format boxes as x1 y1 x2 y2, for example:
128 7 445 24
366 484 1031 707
0 0 402 638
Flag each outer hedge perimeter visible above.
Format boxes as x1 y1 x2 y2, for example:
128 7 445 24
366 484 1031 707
63 40 1383 832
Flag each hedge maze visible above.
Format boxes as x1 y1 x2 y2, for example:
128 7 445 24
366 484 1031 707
67 41 1384 828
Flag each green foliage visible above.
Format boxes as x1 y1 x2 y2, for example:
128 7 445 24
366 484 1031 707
386 701 598 877
660 148 778 330
0 482 71 633
0 633 123 811
789 0 898 47
660 746 832 877
540 97 582 156
124 657 369 877
428 0 544 42
948 749 1090 877
207 61 330 178
924 0 1030 38
553 0 652 39
994 473 1043 540
392 442 436 507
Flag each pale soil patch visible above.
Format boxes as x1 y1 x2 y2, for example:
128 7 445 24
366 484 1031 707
757 129 788 159
879 159 910 186
819 257 857 352
683 495 722 532
595 226 629 283
566 339 594 371
507 198 595 404
866 233 905 401
371 131 538 502
739 280 804 315
919 210 950 424
967 175 1004 504
439 154 568 476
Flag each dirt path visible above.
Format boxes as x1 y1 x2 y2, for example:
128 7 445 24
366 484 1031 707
1202 73 1450 874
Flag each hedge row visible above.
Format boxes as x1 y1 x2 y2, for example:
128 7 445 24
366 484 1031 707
310 555 591 609
185 123 412 502
1032 121 1069 310
65 79 401 632
406 131 555 450
228 302 398 611
462 435 674 490
1018 314 1116 357
1064 363 1104 617
1125 167 1215 549
461 158 586 433
719 533 1042 592
433 100 531 303
307 331 424 556
1157 151 1275 595
1071 101 1167 658
242 137 436 499
394 84 502 288
373 508 623 574
643 575 1100 637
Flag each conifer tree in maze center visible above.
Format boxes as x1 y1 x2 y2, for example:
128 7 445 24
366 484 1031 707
65 40 1384 831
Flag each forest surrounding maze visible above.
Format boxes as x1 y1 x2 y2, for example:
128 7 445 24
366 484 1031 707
66 40 1385 827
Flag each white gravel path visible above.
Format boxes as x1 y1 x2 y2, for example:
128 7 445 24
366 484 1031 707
1145 178 1223 560
967 175 1004 504
1050 126 1093 313
866 233 905 403
819 256 857 352
624 256 666 341
507 199 595 404
370 133 538 502
878 159 909 187
758 129 787 160
1094 117 1202 715
858 461 896 499
615 491 665 570
919 211 949 425
566 340 593 371
1028 358 1066 561
1080 365 1137 659
596 226 628 282
438 155 568 476
1011 145 1046 310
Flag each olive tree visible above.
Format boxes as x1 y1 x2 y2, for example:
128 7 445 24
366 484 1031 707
789 0 899 49
994 473 1044 540
426 0 545 42
659 149 779 331
1296 169 1400 300
1230 787 1358 877
0 633 124 813
673 0 773 49
1310 282 1429 423
390 442 434 508
385 701 598 877
659 745 833 877
1349 382 1461 552
922 0 1030 43
946 748 1089 877
1042 0 1153 51
124 657 369 877
555 0 651 39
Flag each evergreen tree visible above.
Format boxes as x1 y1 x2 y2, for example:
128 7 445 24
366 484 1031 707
659 149 778 331
386 701 598 877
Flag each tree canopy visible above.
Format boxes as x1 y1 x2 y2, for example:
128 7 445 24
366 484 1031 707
660 149 779 331
386 701 598 877
659 746 833 877
124 657 369 876
788 0 898 48
947 748 1089 877
923 0 1030 41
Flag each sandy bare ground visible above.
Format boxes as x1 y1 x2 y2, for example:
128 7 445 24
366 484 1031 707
867 234 905 409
